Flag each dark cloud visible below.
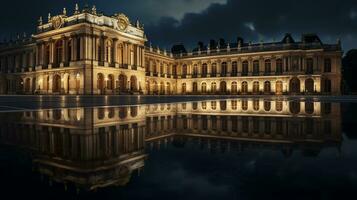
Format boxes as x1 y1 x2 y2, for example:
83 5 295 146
0 0 356 51
145 0 357 51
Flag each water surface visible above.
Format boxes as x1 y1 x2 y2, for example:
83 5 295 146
0 98 356 200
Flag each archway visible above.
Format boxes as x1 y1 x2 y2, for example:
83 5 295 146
289 77 300 94
275 81 283 95
305 78 314 93
52 74 61 93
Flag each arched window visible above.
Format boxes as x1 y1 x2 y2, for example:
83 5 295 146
305 102 314 114
242 61 248 76
276 101 283 112
289 77 301 93
201 82 207 93
232 61 238 76
253 100 260 111
276 59 283 75
211 82 217 93
241 81 248 93
253 60 259 75
265 59 271 75
253 81 260 93
289 101 301 114
264 81 271 93
211 101 217 110
231 100 237 110
220 100 227 110
264 101 271 111
201 102 207 110
219 81 227 93
275 81 283 95
242 100 248 111
231 82 238 94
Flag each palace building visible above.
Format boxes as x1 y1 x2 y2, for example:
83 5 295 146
0 5 342 95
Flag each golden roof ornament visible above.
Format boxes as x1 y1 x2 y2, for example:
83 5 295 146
48 13 51 22
52 15 64 29
117 13 130 31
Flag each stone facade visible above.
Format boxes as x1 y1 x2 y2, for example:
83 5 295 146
0 5 342 95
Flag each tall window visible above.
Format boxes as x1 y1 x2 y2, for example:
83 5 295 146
211 82 217 93
324 58 331 72
242 61 248 76
265 59 271 75
232 61 237 76
182 64 187 76
193 64 198 76
211 63 217 76
276 59 283 74
202 63 208 76
253 60 259 75
105 40 113 63
221 62 227 76
253 81 260 93
306 58 313 74
201 82 207 93
55 40 63 65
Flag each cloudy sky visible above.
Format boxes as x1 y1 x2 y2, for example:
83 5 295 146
1 0 356 51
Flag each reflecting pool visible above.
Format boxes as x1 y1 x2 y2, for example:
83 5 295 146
0 98 356 200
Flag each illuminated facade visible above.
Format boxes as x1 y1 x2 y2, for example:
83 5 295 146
0 5 342 95
0 99 342 190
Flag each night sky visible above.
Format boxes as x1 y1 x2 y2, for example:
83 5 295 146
1 0 357 51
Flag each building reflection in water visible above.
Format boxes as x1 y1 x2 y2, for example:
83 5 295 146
0 99 341 191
